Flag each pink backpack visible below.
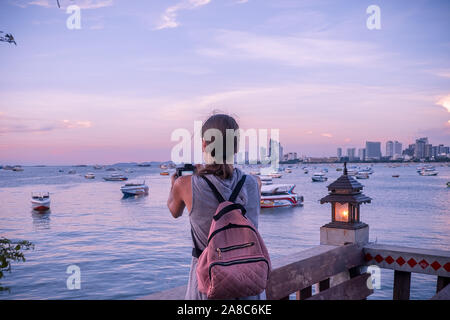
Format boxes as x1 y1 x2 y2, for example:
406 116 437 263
193 175 271 299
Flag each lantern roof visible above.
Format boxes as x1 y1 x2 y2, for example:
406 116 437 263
320 162 372 204
326 173 364 192
320 193 372 204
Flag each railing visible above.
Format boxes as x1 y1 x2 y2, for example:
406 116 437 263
141 243 450 300
363 243 450 300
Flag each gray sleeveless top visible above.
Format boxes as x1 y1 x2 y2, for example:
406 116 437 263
185 168 261 300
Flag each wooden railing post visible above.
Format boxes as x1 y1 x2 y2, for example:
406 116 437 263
296 286 312 300
393 270 411 300
436 276 450 293
319 278 330 291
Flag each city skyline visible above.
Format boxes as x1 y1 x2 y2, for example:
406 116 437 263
1 0 449 165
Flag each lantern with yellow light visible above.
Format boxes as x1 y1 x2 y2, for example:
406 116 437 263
319 163 372 245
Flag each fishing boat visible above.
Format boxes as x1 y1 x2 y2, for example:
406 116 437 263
31 192 50 211
121 181 149 196
103 173 128 181
12 166 24 172
160 171 169 176
85 172 95 179
355 172 369 179
419 169 438 176
392 174 400 178
417 165 434 173
260 184 303 208
346 168 358 176
359 166 374 174
258 175 272 184
258 175 273 185
312 172 327 182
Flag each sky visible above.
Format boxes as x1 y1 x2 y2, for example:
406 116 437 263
0 0 449 165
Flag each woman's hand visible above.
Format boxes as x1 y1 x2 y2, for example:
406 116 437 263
167 174 192 218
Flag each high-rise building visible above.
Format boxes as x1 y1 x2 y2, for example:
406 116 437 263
268 139 283 162
394 141 402 156
365 141 382 160
337 148 342 159
403 144 415 157
285 152 297 161
386 141 394 158
358 148 366 161
414 137 428 159
424 144 433 159
431 146 438 158
346 148 356 160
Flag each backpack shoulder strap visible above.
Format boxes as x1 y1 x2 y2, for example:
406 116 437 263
228 175 247 202
200 175 225 203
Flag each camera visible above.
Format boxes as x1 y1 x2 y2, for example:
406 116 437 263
176 163 196 177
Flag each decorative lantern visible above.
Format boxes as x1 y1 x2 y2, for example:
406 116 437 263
320 163 371 230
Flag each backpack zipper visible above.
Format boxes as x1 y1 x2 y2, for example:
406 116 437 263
207 223 257 244
216 242 255 259
208 257 269 280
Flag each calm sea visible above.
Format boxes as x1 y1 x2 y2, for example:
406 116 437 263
0 164 449 300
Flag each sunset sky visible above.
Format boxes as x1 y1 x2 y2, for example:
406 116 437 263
1 0 449 165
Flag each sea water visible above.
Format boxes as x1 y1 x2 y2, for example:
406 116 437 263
0 164 448 299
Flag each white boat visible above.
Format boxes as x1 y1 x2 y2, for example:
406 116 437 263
312 172 328 182
103 173 128 181
417 165 434 173
260 184 303 208
359 166 374 174
13 166 24 172
419 169 438 176
258 175 273 185
355 172 370 179
268 173 282 178
93 165 103 170
31 192 50 211
85 172 95 179
121 181 149 196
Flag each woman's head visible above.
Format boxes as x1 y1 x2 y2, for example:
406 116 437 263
199 113 239 179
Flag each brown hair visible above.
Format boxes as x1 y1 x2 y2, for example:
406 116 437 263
197 113 239 180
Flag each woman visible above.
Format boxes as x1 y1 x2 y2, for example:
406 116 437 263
167 113 262 300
